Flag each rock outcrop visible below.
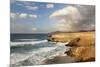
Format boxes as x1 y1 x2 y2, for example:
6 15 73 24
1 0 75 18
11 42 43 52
48 32 95 44
64 37 95 62
65 46 95 62
48 31 95 62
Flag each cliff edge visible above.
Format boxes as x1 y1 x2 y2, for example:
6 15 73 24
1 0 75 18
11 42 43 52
48 31 95 62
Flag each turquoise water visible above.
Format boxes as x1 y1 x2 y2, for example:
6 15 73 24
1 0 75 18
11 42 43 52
10 34 69 66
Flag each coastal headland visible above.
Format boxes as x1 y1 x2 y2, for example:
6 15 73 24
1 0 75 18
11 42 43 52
46 31 95 63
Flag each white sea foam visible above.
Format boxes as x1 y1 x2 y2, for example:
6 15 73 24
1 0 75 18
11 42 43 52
10 39 70 66
10 47 57 65
48 41 69 46
11 40 47 47
10 45 68 66
56 42 69 45
17 39 38 41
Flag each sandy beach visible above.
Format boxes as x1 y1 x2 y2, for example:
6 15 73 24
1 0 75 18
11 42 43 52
43 55 76 64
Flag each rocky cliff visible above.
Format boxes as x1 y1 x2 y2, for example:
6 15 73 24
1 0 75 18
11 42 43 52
48 31 95 62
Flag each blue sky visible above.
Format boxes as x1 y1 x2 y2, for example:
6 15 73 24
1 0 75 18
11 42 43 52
10 1 67 33
10 1 95 33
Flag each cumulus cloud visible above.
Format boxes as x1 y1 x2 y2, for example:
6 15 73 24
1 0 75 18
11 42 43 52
19 13 27 18
10 13 38 33
50 5 95 32
25 6 38 10
10 13 16 18
29 14 38 18
10 12 38 33
10 13 38 19
46 4 54 8
50 6 81 18
32 27 37 31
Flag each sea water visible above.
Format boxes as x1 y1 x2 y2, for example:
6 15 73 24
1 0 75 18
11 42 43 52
10 34 69 66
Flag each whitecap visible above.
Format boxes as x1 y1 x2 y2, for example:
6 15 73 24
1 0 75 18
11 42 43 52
10 47 57 65
17 39 39 41
10 40 47 47
10 41 70 66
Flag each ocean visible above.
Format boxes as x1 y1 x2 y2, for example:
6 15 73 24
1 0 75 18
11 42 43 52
10 34 69 66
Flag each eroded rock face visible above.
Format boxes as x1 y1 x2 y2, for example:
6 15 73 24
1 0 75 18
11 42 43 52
65 46 95 62
48 36 95 62
65 37 95 47
48 32 95 45
48 31 95 62
65 38 81 46
64 37 95 62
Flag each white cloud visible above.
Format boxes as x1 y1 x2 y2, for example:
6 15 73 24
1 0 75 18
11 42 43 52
16 3 23 6
29 14 38 18
11 12 38 33
25 6 38 10
10 13 16 18
19 13 28 18
46 4 54 8
32 27 37 31
23 2 33 5
50 5 95 32
10 13 38 19
50 6 82 19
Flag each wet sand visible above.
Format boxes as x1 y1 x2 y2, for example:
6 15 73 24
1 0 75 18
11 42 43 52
43 55 76 64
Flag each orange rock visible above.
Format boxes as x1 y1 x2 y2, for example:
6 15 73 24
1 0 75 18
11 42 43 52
65 46 95 62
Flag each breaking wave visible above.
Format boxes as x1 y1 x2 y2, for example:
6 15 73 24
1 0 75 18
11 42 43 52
10 45 69 66
11 40 48 47
10 38 69 66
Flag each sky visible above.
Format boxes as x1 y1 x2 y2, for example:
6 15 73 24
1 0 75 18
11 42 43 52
10 1 95 33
